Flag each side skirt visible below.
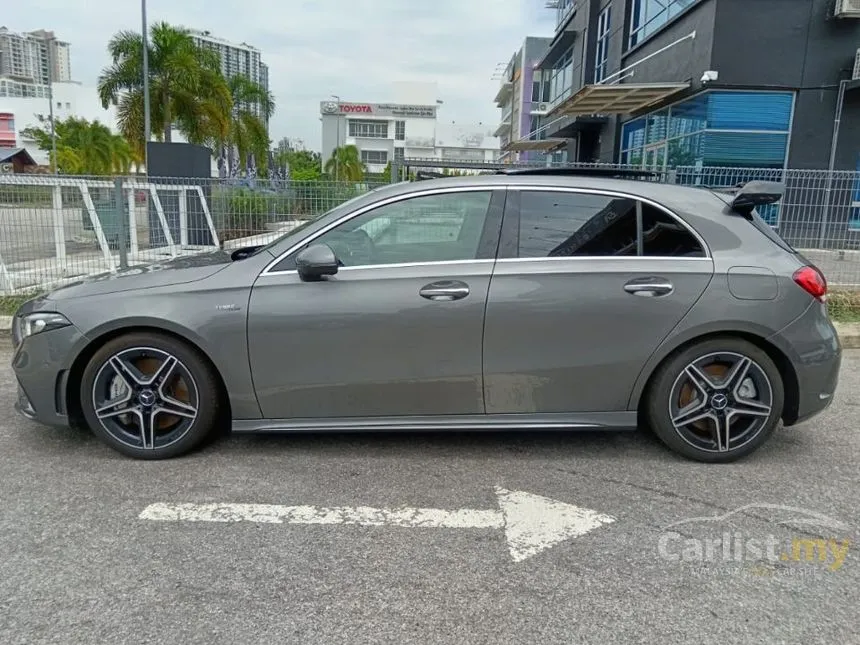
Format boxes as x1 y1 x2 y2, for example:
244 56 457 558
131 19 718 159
231 412 639 433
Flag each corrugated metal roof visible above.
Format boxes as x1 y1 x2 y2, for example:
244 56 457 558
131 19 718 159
0 147 37 164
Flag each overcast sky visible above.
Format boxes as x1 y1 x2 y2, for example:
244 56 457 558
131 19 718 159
6 0 554 151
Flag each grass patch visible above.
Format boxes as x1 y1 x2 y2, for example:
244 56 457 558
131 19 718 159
828 290 860 323
0 294 38 316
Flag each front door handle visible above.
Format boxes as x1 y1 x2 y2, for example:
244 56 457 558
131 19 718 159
623 277 674 297
419 280 470 301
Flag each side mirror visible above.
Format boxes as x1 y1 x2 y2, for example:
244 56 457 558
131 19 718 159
296 244 339 281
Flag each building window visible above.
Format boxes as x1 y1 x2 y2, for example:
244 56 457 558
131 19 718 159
555 0 576 29
394 147 405 161
349 119 388 138
630 0 700 48
361 149 388 165
620 90 795 225
395 120 405 140
594 6 611 83
546 46 575 107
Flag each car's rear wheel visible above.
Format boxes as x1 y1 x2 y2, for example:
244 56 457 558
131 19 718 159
646 337 784 463
80 332 221 459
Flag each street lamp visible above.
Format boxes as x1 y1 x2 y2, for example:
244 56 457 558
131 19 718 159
331 94 340 181
142 0 152 173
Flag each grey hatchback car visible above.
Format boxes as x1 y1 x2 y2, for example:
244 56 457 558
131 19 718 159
11 170 840 462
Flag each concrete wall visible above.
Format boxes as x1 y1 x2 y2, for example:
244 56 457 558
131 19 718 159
712 0 860 170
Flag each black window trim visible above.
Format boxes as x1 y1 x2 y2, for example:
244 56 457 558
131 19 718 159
263 186 507 275
497 186 711 261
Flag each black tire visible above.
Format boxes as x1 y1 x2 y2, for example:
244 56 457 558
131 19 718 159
80 332 221 459
646 337 784 463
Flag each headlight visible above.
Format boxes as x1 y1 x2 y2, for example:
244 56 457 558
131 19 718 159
18 312 71 340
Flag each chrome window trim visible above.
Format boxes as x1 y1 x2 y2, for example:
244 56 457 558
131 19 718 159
263 259 494 277
495 256 711 264
510 185 712 259
261 185 499 277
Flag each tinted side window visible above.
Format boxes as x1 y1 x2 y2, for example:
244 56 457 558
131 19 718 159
641 203 704 257
310 191 493 267
518 192 638 258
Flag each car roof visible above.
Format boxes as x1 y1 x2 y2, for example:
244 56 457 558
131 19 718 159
384 174 722 214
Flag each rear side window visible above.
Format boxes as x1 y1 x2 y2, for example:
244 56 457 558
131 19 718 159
517 191 704 258
642 203 705 257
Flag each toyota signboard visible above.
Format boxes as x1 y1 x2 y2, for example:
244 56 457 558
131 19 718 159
320 102 436 119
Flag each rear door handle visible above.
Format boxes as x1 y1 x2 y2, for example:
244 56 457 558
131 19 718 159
420 280 470 301
623 277 674 297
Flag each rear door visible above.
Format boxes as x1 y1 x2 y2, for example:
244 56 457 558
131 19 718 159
482 187 714 414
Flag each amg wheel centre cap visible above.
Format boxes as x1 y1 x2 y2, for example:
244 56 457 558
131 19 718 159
710 393 728 411
139 389 157 407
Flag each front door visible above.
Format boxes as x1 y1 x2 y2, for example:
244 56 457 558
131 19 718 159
248 188 505 420
482 188 713 414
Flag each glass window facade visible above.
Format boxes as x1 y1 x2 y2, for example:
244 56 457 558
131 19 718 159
555 0 576 29
620 91 794 169
594 6 612 83
546 46 575 108
349 120 388 139
630 0 700 48
360 149 388 165
621 90 795 226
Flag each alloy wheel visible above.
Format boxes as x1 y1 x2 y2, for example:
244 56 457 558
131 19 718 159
91 347 199 450
669 351 773 453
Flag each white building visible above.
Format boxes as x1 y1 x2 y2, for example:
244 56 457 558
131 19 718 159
321 83 499 174
0 82 117 164
190 30 269 120
0 27 71 98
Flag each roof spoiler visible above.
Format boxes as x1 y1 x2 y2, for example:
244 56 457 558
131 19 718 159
729 181 785 215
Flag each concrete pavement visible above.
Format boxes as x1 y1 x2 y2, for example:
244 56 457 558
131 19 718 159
0 339 858 644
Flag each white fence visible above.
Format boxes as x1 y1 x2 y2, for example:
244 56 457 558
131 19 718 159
0 175 220 294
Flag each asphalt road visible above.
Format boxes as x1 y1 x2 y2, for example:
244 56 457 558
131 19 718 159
1 338 858 645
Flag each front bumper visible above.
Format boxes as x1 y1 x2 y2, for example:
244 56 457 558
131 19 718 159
12 322 85 428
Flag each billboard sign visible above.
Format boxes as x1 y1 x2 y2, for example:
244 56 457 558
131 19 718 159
320 102 437 119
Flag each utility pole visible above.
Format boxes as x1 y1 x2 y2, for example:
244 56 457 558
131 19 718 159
142 0 152 174
47 50 58 174
331 94 340 181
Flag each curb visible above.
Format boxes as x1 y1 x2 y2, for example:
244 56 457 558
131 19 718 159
833 322 860 349
3 316 860 349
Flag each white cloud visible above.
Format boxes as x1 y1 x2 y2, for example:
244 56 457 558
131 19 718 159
4 0 555 150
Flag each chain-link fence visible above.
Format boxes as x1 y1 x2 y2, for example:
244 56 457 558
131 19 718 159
1 165 860 294
0 174 386 294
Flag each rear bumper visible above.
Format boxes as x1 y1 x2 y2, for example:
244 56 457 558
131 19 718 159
769 301 841 426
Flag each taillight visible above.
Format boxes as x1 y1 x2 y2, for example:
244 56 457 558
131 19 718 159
793 266 827 302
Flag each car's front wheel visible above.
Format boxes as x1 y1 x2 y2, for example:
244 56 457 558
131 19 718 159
646 337 784 463
80 332 221 459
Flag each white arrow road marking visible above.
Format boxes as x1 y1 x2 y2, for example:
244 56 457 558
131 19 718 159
139 486 615 562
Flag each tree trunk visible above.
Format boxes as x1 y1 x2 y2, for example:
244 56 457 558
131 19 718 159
163 90 172 143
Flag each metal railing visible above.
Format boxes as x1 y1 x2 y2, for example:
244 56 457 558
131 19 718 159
0 175 386 294
2 165 860 294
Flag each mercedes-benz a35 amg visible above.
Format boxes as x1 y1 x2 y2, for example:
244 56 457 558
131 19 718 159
11 170 840 462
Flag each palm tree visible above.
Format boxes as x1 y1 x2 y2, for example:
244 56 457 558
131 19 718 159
97 22 231 158
22 117 135 175
226 74 274 171
324 145 365 182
